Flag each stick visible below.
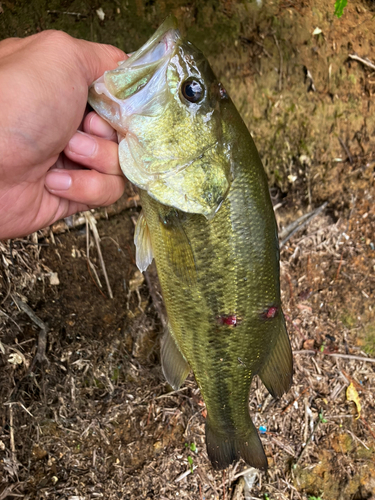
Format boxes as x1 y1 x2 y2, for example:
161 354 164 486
13 296 49 367
85 212 113 299
174 465 197 482
155 386 189 399
273 33 283 91
294 349 375 363
9 404 16 460
37 194 140 236
231 477 245 500
294 412 322 466
279 202 328 248
281 387 310 414
348 53 375 71
338 137 353 164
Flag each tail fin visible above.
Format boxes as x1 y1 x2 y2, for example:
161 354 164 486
205 416 268 470
258 314 293 398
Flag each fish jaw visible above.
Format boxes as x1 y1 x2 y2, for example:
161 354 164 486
88 17 179 132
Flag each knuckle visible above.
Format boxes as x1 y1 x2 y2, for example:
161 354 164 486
42 30 73 46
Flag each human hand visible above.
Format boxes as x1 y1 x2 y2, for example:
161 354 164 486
0 30 127 240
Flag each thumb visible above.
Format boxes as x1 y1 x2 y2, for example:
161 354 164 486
73 38 128 85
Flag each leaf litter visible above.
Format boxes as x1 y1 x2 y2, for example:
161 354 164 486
1 0 375 498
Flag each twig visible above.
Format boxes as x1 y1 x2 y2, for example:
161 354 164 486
9 404 15 458
281 387 310 414
4 401 34 418
304 66 316 92
155 386 189 399
47 9 87 17
273 33 283 91
294 349 375 363
231 477 245 500
346 429 369 450
0 485 24 500
223 469 226 500
359 417 375 441
41 194 139 236
348 53 375 71
294 412 322 466
8 404 20 476
284 274 295 304
335 254 344 280
174 465 197 482
85 217 105 296
338 137 353 164
85 212 113 299
279 202 328 248
13 296 49 368
0 307 22 331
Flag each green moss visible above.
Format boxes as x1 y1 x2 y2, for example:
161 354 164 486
341 312 357 329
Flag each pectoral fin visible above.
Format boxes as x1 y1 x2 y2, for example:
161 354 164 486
159 210 197 285
258 314 293 398
161 326 190 390
134 211 154 272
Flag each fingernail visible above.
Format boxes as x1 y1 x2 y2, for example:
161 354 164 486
68 130 96 156
45 170 72 191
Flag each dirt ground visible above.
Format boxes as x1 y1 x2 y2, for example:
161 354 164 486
0 0 375 499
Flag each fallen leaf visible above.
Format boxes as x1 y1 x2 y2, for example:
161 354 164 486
346 382 361 419
96 7 105 20
8 352 23 365
49 272 60 285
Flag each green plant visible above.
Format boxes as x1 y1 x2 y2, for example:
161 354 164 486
319 411 327 424
187 455 194 472
334 0 348 18
185 442 198 473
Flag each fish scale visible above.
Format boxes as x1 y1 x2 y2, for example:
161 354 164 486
89 16 293 470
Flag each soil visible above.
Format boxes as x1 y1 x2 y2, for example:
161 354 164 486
0 1 374 499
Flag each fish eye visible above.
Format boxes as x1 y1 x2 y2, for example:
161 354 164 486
181 78 204 103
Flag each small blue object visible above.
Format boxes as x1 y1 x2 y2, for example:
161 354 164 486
259 426 267 434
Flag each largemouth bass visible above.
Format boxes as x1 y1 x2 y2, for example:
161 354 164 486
89 17 293 470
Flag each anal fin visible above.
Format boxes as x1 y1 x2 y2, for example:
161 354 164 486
259 314 293 398
161 326 190 390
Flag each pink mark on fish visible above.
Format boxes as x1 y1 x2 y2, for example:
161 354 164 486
261 305 279 320
217 315 240 327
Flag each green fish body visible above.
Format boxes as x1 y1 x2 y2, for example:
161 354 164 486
89 17 293 470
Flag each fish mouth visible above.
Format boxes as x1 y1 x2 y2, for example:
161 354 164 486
88 17 180 130
121 16 179 69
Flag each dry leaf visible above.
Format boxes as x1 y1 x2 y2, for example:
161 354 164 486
346 382 361 419
8 352 23 365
